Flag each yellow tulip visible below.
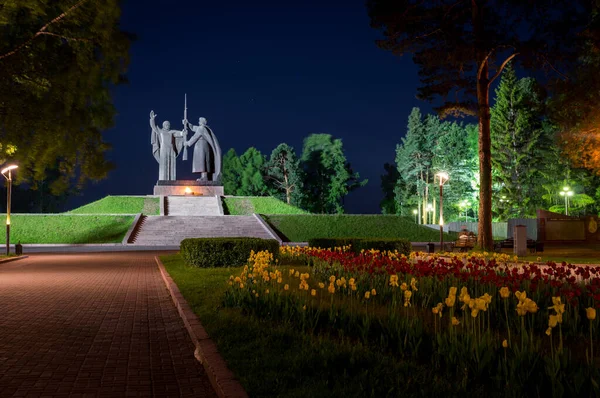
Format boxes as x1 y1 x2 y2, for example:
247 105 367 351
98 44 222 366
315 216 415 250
587 307 597 320
329 275 336 283
311 289 316 296
471 309 479 318
546 327 552 336
549 314 558 328
364 291 371 299
411 278 418 291
284 284 289 291
371 288 377 296
449 286 458 297
400 283 408 291
451 317 460 326
318 282 325 289
502 339 508 348
445 296 456 308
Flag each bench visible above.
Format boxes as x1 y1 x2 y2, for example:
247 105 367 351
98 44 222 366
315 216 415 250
452 236 477 252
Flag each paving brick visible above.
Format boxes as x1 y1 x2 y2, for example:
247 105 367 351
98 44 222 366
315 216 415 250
0 253 217 397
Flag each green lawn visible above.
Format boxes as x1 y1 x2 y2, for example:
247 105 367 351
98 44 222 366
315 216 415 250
223 197 308 215
68 195 159 215
161 254 463 397
0 215 134 243
263 214 457 242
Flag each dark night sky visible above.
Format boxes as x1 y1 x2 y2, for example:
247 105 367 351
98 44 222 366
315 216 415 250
72 0 435 213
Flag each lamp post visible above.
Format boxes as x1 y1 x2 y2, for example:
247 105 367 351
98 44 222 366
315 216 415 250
412 209 418 224
1 165 18 255
435 172 449 252
559 186 574 215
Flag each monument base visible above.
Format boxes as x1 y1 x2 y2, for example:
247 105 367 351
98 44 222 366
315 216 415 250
153 180 224 196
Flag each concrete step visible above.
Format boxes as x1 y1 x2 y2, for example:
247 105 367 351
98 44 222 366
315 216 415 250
131 215 274 245
166 195 223 216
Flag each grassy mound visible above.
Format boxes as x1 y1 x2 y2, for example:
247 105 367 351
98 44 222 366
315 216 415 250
223 197 308 215
263 214 456 242
68 196 159 215
0 215 134 243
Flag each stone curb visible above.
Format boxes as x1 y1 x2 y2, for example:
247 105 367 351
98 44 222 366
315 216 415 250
0 255 28 265
155 256 248 398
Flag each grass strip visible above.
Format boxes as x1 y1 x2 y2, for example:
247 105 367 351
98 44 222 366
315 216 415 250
0 215 134 243
263 214 457 242
161 254 473 397
223 197 307 215
68 196 159 215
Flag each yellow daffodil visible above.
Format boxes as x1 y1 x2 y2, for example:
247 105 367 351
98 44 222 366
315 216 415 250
452 317 460 326
502 339 508 348
445 296 456 307
311 289 316 296
329 275 336 283
328 284 335 294
318 282 325 289
471 308 479 318
546 327 552 336
515 291 527 302
449 286 457 297
400 282 408 291
371 288 377 296
403 290 412 307
549 314 558 328
284 284 289 291
499 287 510 299
364 291 371 299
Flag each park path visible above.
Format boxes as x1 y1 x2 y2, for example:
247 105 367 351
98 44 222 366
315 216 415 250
0 253 217 397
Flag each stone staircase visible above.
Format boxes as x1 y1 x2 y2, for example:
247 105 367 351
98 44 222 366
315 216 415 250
130 215 276 246
165 195 223 216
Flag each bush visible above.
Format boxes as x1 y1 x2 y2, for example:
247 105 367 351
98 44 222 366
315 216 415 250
308 238 412 256
180 237 280 267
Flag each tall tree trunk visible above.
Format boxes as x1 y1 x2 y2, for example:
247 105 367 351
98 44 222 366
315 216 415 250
477 65 494 250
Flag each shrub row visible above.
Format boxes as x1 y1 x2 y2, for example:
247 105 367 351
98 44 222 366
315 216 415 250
180 237 280 267
307 238 412 256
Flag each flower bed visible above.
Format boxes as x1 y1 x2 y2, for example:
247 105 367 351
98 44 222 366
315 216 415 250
225 247 600 396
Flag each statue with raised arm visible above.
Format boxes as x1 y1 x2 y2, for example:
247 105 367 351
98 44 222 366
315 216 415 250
150 110 185 180
183 117 222 182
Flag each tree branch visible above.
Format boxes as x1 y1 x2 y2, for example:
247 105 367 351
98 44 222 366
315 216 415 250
477 45 516 82
542 55 569 81
0 0 90 61
488 52 519 85
39 32 91 43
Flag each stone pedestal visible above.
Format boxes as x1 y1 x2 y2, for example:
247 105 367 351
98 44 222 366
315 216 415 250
153 180 224 196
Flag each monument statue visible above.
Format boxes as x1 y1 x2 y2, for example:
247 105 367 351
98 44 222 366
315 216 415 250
183 117 222 182
150 110 185 180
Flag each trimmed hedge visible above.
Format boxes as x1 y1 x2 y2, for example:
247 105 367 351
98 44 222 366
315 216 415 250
308 238 412 256
180 237 280 267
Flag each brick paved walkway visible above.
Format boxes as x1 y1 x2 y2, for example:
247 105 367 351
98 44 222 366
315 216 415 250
0 253 217 397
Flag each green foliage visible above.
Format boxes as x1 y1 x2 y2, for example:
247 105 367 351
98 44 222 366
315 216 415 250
223 197 308 215
222 148 268 196
222 149 242 195
68 196 159 215
491 64 554 219
263 214 456 242
0 215 133 243
301 134 367 214
394 108 478 223
308 237 412 256
180 237 279 267
380 162 399 214
264 143 304 207
0 0 132 193
162 256 466 398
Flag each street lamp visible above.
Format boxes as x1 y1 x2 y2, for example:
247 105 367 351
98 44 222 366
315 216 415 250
1 164 18 255
559 186 574 215
436 172 449 252
412 209 418 224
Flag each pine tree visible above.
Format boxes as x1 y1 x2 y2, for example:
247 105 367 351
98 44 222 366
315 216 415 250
491 64 552 219
380 162 399 214
264 143 304 206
